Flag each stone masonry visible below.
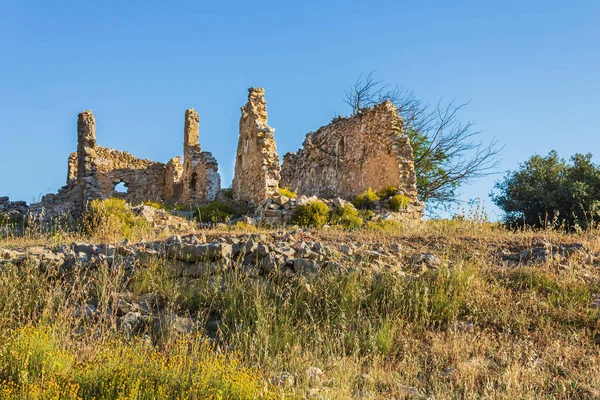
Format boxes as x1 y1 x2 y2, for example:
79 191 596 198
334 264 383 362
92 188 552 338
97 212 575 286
232 88 281 206
181 109 221 204
31 109 221 219
281 101 420 207
17 88 422 221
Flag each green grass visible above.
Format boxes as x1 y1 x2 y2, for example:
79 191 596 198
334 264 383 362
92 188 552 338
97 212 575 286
0 326 273 399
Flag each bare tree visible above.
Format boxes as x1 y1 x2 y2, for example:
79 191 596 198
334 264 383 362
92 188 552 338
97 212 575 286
345 72 503 209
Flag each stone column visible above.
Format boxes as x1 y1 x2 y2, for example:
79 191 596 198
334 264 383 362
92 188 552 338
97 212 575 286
77 110 101 204
182 108 202 203
184 108 201 157
232 87 281 206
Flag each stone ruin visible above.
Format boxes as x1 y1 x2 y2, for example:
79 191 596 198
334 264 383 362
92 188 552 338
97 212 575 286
7 86 422 222
232 88 281 206
280 101 418 202
30 108 220 219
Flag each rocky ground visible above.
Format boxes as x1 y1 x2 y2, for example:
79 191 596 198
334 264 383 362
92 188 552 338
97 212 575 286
1 219 600 398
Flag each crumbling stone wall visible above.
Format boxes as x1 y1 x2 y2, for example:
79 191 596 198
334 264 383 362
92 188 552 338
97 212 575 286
77 110 102 203
0 197 29 220
165 157 184 203
32 108 221 219
181 109 220 204
90 147 167 204
281 101 419 205
232 88 280 206
65 111 168 205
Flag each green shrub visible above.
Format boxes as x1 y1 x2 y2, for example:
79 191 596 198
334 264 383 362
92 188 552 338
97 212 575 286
170 203 194 212
0 213 25 227
352 188 380 209
358 209 376 221
492 150 600 230
221 188 234 200
278 187 297 198
377 186 399 199
388 194 411 211
84 198 151 240
142 201 167 210
328 205 364 230
194 201 248 223
292 200 329 228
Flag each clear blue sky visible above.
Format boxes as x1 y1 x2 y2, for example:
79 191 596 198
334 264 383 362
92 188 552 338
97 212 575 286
1 1 598 217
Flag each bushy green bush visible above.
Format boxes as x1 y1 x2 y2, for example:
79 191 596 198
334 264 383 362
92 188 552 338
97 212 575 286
84 198 151 240
194 201 248 223
388 194 411 211
377 186 399 199
142 201 167 210
352 188 380 210
291 200 329 228
278 187 297 198
492 151 600 230
328 205 364 230
0 213 25 227
358 209 376 221
221 188 234 200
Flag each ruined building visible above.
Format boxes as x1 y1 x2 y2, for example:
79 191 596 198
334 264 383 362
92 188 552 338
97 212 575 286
32 109 220 218
280 101 419 203
26 87 420 220
229 90 421 216
232 88 281 206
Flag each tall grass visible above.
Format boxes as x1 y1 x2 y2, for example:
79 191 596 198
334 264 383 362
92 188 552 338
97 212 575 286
1 217 600 397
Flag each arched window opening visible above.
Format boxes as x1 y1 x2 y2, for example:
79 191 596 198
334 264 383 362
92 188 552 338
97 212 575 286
114 181 128 194
190 171 198 191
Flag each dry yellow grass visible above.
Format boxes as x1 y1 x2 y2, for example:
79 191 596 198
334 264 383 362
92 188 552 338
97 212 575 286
1 216 600 398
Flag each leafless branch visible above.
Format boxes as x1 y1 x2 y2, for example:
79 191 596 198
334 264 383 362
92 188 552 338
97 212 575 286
345 73 504 207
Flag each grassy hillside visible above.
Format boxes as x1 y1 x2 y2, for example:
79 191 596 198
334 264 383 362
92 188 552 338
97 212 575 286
1 218 600 399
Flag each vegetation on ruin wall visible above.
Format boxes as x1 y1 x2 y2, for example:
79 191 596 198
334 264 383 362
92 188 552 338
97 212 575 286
1 219 600 398
278 187 297 199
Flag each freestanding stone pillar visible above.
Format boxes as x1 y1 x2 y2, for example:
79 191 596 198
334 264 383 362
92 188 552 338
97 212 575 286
232 88 281 206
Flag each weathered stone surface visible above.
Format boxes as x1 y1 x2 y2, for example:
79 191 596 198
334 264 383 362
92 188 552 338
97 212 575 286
232 88 281 206
168 243 232 262
0 197 29 223
31 108 221 221
281 101 422 217
293 258 320 276
181 109 221 204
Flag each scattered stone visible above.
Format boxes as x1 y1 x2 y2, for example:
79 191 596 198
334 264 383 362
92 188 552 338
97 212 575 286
305 366 324 387
412 253 442 270
293 258 320 276
120 312 143 334
270 372 295 389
